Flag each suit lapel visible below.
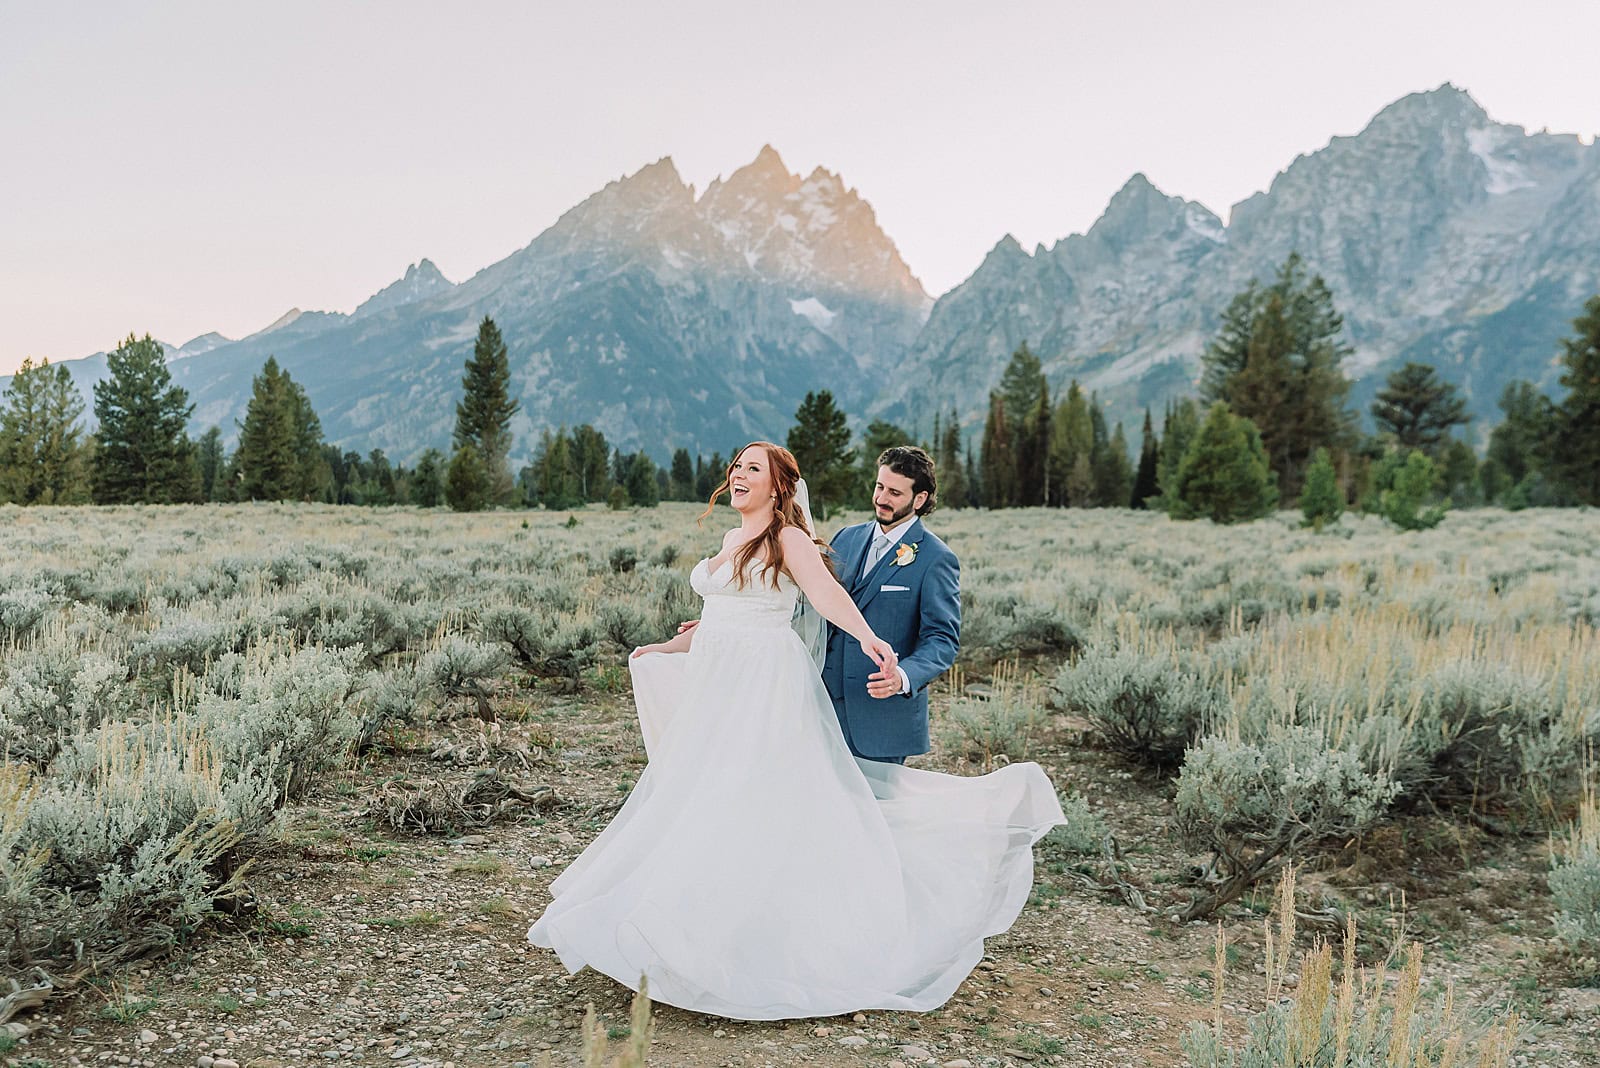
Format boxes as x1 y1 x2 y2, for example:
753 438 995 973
854 518 922 610
844 523 876 594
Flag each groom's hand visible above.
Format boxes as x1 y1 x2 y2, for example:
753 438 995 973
867 668 904 699
675 620 700 635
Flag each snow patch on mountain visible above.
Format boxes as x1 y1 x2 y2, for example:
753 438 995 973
1467 127 1537 195
1185 205 1226 244
789 296 837 330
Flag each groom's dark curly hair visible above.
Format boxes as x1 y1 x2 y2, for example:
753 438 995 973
878 445 937 516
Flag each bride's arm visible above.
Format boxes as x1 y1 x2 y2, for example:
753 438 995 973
778 527 896 670
630 627 693 658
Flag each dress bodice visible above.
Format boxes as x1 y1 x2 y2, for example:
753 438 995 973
692 557 799 631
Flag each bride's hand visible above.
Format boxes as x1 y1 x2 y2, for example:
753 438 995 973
630 643 664 659
860 635 898 674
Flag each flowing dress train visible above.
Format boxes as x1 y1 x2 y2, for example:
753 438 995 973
527 558 1065 1020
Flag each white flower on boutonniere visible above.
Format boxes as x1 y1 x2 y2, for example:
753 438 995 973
893 542 919 567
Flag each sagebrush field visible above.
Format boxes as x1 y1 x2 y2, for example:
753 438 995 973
2 501 1597 1067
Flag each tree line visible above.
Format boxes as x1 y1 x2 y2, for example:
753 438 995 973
883 253 1600 526
4 258 1597 518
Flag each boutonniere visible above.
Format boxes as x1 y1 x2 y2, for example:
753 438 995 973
893 541 920 567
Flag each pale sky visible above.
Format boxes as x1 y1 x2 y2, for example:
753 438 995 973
3 0 1597 375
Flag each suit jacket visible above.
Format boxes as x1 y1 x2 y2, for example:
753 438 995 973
821 517 961 759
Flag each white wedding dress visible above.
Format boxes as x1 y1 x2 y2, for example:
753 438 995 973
526 558 1065 1020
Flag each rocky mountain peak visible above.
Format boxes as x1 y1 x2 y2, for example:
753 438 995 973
354 259 455 319
1366 83 1489 135
1079 173 1221 258
698 146 927 307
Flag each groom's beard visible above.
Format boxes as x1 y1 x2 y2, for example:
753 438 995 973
875 500 914 530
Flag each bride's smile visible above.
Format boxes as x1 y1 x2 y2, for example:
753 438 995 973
727 450 773 513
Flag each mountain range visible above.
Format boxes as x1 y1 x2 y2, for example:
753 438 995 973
7 83 1597 462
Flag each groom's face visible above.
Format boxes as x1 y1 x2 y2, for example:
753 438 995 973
872 465 926 529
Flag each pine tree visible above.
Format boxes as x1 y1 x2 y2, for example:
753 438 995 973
937 408 967 510
196 426 225 502
1201 253 1355 499
999 343 1045 427
1019 377 1052 506
1092 421 1134 509
1371 362 1470 455
291 379 332 501
1484 381 1557 504
786 390 855 516
91 333 199 504
1552 295 1600 505
531 429 579 509
963 442 981 509
669 448 695 501
1372 449 1448 530
235 357 301 500
1171 403 1279 524
997 345 1049 505
0 357 90 504
363 448 397 505
703 452 726 500
445 443 491 512
1050 382 1094 507
1299 447 1344 530
454 316 520 503
570 425 611 503
412 448 444 507
693 454 714 501
1130 409 1159 509
1438 439 1479 505
234 357 327 500
979 392 1017 509
1155 399 1201 514
625 452 661 507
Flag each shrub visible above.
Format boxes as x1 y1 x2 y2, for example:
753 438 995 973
195 645 368 801
21 717 280 964
278 586 421 661
1056 646 1221 769
0 587 54 641
1550 782 1600 954
596 599 655 650
1414 660 1585 815
940 662 1044 768
652 569 700 636
0 647 133 769
359 663 430 749
1182 868 1520 1068
418 636 509 719
481 606 598 683
1044 793 1107 856
131 618 245 674
961 592 1081 660
1174 727 1398 919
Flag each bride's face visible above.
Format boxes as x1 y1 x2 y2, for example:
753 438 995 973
728 446 775 514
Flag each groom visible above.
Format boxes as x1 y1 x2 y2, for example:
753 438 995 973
824 445 960 765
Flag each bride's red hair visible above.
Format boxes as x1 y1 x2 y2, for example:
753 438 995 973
699 442 832 588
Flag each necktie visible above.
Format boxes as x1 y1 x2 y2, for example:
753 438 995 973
863 532 892 578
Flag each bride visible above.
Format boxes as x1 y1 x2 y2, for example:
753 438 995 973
527 441 1065 1020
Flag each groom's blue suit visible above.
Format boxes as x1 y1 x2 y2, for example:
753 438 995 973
822 517 961 761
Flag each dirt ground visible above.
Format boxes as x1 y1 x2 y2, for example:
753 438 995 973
9 684 1598 1068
